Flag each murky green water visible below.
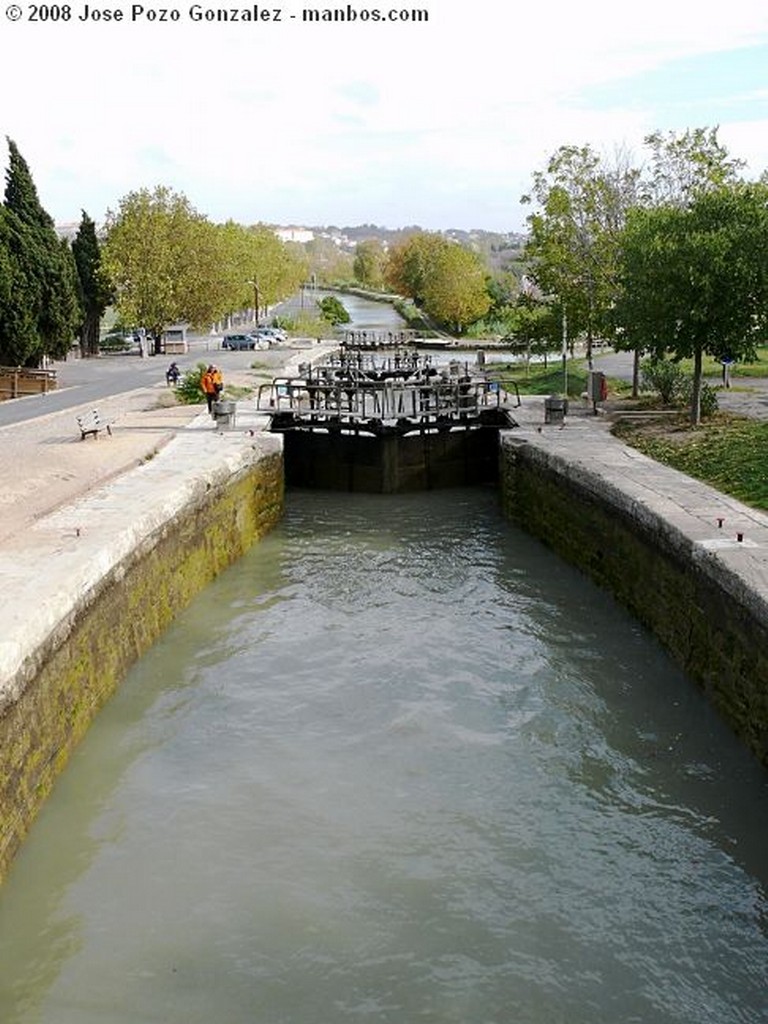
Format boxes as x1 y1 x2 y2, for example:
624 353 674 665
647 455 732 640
1 489 767 1023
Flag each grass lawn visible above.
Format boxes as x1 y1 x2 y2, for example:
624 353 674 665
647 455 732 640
678 345 768 379
488 361 590 398
489 355 768 512
614 414 768 510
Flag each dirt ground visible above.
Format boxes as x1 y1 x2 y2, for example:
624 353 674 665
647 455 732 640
0 356 271 547
0 387 204 545
3 363 767 550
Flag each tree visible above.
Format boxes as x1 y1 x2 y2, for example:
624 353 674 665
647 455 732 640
0 139 80 365
385 232 490 334
614 182 768 423
522 144 641 367
0 213 39 364
353 240 386 289
318 295 351 325
385 231 444 303
608 127 748 395
642 127 745 208
302 236 354 286
72 211 113 357
103 186 226 353
420 244 491 333
503 297 561 370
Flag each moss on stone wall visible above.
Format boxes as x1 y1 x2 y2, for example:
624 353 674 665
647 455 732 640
0 452 283 884
500 438 768 768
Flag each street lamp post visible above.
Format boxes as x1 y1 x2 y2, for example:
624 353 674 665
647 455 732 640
561 305 568 398
247 279 260 328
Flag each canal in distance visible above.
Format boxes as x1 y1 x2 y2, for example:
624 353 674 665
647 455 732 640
0 296 766 1022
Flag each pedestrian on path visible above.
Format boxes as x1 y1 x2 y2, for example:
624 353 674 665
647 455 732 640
201 365 218 413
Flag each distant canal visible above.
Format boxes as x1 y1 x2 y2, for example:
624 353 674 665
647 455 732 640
276 288 408 334
0 488 766 1023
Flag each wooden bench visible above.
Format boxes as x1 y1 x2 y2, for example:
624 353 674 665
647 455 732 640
76 409 113 440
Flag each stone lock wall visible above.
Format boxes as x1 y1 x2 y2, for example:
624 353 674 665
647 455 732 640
499 435 768 768
0 447 284 884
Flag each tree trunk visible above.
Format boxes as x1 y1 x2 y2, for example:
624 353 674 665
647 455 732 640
632 348 640 398
80 312 100 357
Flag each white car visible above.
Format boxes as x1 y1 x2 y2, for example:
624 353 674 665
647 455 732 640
252 327 288 344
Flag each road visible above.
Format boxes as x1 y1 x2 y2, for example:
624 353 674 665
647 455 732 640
0 335 302 428
4 340 768 427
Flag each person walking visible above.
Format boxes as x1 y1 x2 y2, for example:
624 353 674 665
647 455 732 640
201 365 218 413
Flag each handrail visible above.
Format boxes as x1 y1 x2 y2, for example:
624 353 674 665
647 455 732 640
257 373 521 421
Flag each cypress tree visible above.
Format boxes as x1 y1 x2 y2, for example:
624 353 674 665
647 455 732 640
72 211 113 357
0 211 39 365
0 138 81 365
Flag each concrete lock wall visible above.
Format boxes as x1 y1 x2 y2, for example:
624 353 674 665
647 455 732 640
0 434 284 885
499 433 768 768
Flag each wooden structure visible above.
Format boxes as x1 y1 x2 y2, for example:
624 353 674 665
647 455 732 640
0 366 57 401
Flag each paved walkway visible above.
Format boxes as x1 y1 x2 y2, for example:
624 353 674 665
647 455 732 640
3 349 768 554
0 344 332 549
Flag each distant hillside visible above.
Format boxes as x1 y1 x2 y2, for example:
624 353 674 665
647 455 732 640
290 223 527 273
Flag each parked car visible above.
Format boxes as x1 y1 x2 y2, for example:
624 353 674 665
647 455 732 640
222 333 255 350
252 326 288 344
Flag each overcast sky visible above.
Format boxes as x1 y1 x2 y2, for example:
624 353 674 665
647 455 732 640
2 0 768 231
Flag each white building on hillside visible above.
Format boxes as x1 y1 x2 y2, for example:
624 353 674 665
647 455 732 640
274 226 315 244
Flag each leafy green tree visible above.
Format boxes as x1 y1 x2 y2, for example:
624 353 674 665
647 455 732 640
385 231 443 303
0 213 38 364
0 139 80 365
210 221 307 326
503 297 561 369
486 271 519 314
642 127 745 207
421 244 491 333
610 127 747 395
385 232 490 334
103 186 226 352
522 144 640 366
248 224 307 316
72 211 113 357
318 295 351 325
302 236 354 286
615 182 768 423
353 239 386 289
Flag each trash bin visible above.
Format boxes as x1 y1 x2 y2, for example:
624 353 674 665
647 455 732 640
544 395 567 424
212 399 236 429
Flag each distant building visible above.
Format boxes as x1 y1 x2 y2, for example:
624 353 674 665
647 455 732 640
274 226 315 244
55 222 80 241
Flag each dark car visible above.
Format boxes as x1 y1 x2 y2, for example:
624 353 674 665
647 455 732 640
222 333 255 351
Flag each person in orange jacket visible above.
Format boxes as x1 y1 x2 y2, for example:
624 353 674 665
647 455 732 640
201 365 218 413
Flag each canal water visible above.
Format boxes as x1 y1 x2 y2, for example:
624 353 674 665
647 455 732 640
1 489 767 1024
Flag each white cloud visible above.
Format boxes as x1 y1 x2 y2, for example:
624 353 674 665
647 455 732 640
2 0 768 228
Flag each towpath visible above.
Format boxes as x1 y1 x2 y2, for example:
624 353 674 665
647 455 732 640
0 343 331 548
3 345 768 551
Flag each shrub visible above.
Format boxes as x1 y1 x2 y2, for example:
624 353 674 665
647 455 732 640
175 362 208 404
640 358 686 404
318 295 351 325
680 378 719 418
